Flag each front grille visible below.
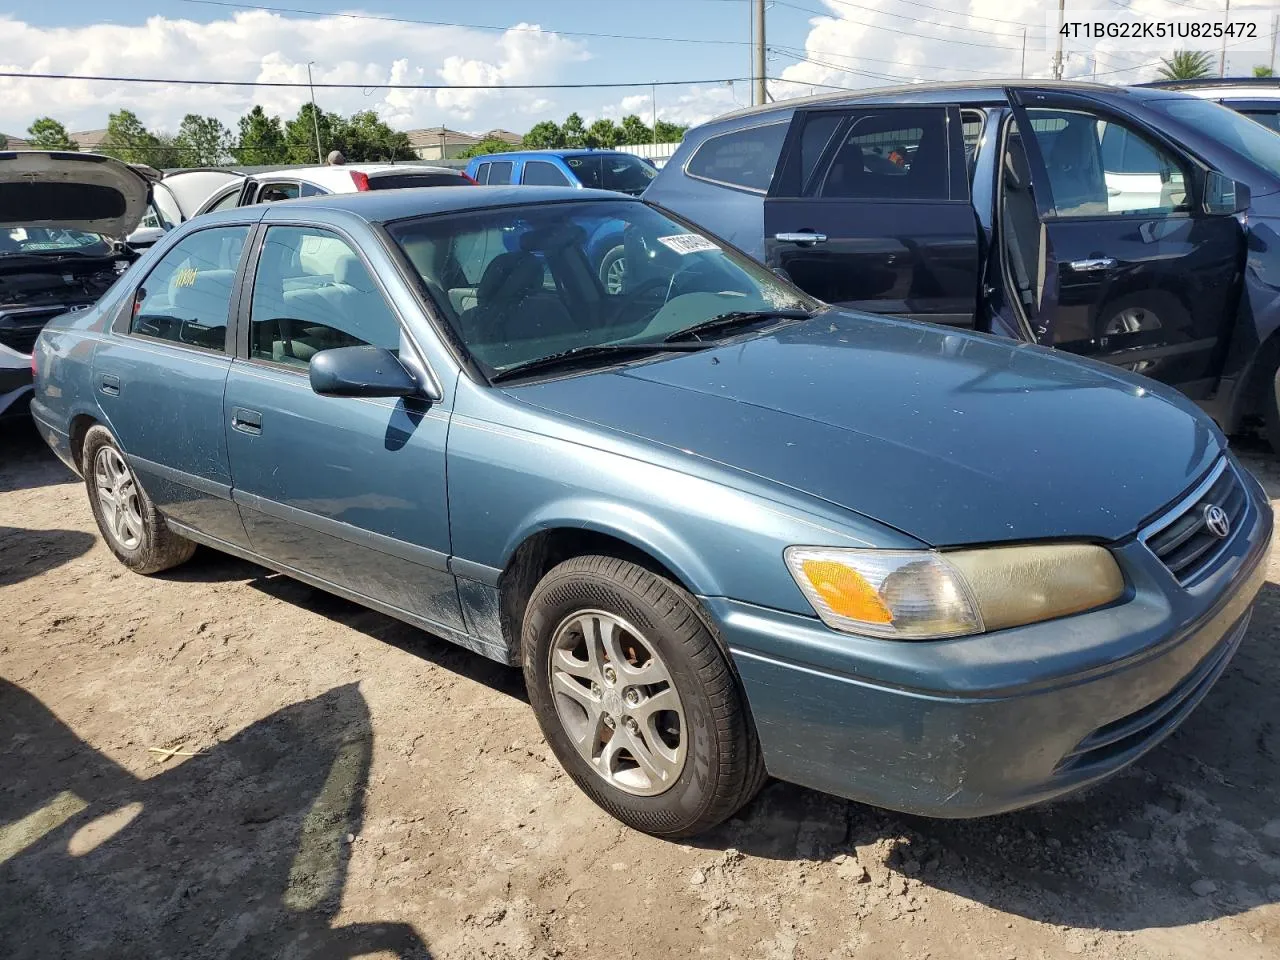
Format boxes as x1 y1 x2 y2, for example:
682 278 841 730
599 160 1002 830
1056 612 1249 774
1141 458 1246 585
0 306 82 356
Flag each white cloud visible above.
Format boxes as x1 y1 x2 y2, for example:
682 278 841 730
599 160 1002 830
0 11 586 136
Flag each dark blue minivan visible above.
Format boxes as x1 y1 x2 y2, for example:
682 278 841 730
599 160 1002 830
645 81 1280 447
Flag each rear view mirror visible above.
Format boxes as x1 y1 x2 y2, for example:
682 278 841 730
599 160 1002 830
310 345 419 398
1204 171 1251 215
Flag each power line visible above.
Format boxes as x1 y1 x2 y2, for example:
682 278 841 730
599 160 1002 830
772 0 1021 50
769 43 1023 76
817 0 1038 38
177 0 754 46
0 70 751 90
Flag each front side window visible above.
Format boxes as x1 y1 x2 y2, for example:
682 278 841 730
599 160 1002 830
522 161 572 186
565 154 657 195
130 226 249 351
386 200 815 378
255 182 300 204
685 121 788 192
814 107 949 200
1026 108 1189 217
248 226 401 368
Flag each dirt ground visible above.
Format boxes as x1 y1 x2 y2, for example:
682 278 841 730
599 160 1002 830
4 418 1280 960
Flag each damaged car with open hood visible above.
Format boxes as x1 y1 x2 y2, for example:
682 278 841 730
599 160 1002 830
0 150 149 420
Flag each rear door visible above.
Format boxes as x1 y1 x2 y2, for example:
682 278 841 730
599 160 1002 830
1005 88 1243 389
763 103 980 325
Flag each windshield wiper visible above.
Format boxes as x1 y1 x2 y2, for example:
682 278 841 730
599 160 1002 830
662 308 814 343
489 341 709 384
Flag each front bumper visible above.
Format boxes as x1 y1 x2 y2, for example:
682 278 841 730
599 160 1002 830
0 349 33 419
711 463 1273 818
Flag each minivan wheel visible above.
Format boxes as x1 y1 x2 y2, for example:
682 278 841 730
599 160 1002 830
82 425 196 574
523 555 766 837
598 246 626 294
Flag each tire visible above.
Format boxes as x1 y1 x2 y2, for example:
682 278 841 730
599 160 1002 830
597 246 626 295
523 555 767 837
82 424 196 575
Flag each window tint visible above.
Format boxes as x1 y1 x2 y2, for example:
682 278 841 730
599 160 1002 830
130 226 249 352
523 161 572 186
564 154 657 194
1026 108 1189 217
1240 109 1280 132
249 226 401 369
475 162 492 184
488 160 514 184
686 121 788 192
796 114 843 190
300 182 326 197
368 172 470 189
961 109 984 173
256 182 300 204
207 187 242 212
815 107 949 200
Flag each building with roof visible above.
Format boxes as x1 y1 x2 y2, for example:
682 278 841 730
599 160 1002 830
405 127 481 160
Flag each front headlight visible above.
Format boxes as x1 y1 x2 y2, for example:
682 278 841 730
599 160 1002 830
784 544 1125 640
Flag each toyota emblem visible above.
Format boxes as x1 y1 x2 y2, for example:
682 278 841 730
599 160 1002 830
1203 504 1231 540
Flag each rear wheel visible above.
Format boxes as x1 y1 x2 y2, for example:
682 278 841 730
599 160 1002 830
83 425 195 574
598 246 626 295
523 555 766 837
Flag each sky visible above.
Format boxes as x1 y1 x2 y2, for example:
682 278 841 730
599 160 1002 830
0 0 1274 139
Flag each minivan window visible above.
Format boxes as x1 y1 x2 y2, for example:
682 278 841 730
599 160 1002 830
565 154 657 195
685 121 788 192
130 226 249 351
1149 97 1280 180
523 161 572 186
386 200 815 377
815 107 949 200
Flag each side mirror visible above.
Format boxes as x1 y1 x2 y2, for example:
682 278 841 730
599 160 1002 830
309 345 420 398
1204 171 1251 215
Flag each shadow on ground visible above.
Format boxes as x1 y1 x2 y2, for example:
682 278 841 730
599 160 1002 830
0 420 76 494
0 526 95 587
0 679 432 959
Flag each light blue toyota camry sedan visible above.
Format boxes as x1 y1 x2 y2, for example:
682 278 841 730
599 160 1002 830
27 184 1272 837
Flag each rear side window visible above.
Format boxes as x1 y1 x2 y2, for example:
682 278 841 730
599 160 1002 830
523 161 572 186
130 226 249 352
488 160 514 184
207 187 242 212
474 162 492 184
249 226 401 369
255 182 300 204
300 182 326 197
685 121 788 192
814 108 949 200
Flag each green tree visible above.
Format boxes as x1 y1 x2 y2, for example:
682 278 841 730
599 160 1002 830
561 112 588 148
619 114 651 145
458 137 519 159
336 110 414 161
172 114 233 167
0 133 7 149
653 120 688 144
1157 50 1214 80
233 106 287 165
586 118 621 148
522 120 564 149
99 109 167 166
1255 64 1275 77
26 117 78 151
284 102 344 164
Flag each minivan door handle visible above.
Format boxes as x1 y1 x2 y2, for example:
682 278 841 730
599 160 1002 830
230 407 262 436
775 231 828 245
1067 257 1117 272
99 374 121 397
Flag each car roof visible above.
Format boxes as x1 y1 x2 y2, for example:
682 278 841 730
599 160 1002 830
470 149 638 161
1140 77 1280 92
254 163 463 190
707 79 1188 123
256 184 635 223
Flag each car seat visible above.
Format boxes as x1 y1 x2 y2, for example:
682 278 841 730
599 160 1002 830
459 252 546 343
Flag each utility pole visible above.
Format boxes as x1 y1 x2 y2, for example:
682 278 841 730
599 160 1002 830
652 83 658 146
1052 0 1065 79
1020 27 1027 79
753 0 767 106
1270 13 1278 75
1219 0 1231 77
306 61 323 164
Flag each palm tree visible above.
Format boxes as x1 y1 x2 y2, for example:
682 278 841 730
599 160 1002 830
1157 50 1215 80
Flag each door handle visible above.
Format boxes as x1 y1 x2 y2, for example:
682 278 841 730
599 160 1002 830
230 407 262 436
775 231 828 245
99 374 120 397
1067 257 1117 272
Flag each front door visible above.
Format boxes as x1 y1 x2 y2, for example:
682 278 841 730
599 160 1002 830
222 222 462 631
763 103 980 325
93 224 253 547
1003 88 1244 390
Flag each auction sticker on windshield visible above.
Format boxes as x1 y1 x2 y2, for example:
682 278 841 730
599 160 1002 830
658 234 719 255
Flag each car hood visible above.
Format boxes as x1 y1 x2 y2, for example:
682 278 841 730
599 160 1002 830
507 313 1223 546
0 151 154 239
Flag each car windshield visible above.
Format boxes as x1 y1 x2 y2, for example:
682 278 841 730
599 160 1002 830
564 154 657 195
387 199 817 378
0 227 113 257
1148 97 1280 180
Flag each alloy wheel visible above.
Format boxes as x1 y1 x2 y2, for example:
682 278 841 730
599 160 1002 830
94 446 144 551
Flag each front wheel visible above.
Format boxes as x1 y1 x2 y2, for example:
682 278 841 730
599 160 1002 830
83 424 196 574
523 555 766 837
